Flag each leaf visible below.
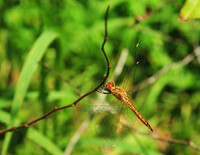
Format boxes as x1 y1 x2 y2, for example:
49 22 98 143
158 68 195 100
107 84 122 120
1 31 58 155
179 0 200 22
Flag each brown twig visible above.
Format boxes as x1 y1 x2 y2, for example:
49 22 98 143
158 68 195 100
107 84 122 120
123 122 200 151
0 5 111 135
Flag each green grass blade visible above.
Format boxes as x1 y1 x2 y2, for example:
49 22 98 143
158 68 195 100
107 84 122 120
1 31 58 155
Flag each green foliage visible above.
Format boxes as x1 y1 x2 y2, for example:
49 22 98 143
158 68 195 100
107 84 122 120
0 0 200 154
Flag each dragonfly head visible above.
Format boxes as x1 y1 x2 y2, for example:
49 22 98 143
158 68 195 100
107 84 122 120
105 81 115 91
99 81 115 94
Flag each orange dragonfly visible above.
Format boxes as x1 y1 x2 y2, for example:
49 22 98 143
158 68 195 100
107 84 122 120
96 44 153 133
101 79 153 132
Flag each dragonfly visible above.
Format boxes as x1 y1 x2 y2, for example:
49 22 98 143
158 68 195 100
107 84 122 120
96 44 153 134
102 80 153 132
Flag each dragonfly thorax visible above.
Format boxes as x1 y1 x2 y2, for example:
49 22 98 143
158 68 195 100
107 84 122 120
111 86 127 101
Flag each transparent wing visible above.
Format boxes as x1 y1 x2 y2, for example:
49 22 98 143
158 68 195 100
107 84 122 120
94 96 150 150
95 43 151 150
122 43 141 91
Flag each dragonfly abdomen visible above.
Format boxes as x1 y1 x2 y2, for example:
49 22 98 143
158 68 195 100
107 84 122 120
123 98 153 132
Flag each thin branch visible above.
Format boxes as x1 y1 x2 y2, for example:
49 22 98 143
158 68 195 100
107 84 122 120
123 122 200 151
0 5 111 135
131 53 195 93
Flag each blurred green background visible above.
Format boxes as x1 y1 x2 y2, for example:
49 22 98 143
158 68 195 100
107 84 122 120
0 0 200 154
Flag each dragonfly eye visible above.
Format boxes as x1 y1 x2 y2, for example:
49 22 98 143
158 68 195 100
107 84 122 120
108 81 115 87
105 81 115 91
